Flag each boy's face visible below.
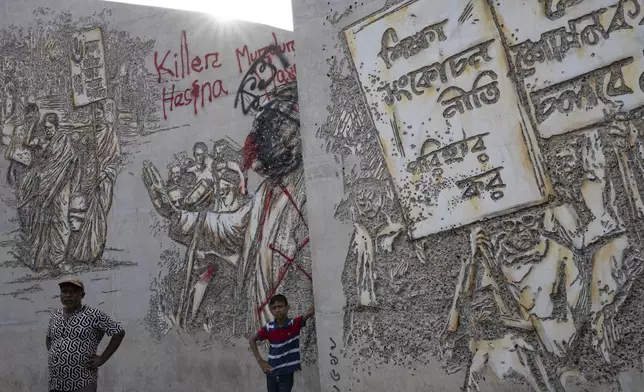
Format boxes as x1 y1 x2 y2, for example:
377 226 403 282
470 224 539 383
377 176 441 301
269 300 289 320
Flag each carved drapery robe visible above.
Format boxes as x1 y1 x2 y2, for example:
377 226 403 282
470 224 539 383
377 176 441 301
19 133 78 269
71 123 120 262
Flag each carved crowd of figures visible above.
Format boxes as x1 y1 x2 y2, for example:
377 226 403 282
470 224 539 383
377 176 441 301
142 137 248 328
439 117 644 391
332 108 644 390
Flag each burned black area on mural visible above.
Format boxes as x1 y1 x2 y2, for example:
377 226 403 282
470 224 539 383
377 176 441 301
0 8 160 292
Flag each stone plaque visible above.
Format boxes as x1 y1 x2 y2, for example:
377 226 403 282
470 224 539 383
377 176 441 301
344 0 550 239
70 28 108 107
490 0 644 138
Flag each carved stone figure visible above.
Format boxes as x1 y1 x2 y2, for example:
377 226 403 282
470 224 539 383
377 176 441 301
19 112 79 270
443 215 583 391
71 99 121 263
143 84 315 356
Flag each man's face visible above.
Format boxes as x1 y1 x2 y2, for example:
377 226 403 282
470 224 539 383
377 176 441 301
44 121 57 139
218 179 235 207
354 188 383 220
269 301 289 320
59 284 83 309
500 215 541 254
554 144 579 174
194 148 205 165
170 166 181 182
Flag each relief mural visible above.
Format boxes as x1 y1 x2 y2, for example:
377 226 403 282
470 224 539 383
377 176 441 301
0 8 157 282
0 4 316 365
142 45 317 361
317 0 644 390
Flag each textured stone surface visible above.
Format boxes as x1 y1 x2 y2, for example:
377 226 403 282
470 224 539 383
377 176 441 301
0 0 318 390
293 0 644 390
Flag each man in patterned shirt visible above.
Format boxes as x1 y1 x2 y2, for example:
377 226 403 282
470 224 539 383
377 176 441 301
46 278 126 392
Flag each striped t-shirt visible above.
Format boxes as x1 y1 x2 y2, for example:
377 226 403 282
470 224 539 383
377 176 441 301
256 316 305 376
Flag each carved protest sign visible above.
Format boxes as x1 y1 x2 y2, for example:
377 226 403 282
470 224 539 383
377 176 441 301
491 0 644 138
343 0 550 239
70 28 108 107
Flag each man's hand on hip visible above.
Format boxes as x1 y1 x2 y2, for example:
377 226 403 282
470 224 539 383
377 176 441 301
87 354 105 369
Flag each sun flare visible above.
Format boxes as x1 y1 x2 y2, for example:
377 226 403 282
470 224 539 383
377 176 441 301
101 0 294 31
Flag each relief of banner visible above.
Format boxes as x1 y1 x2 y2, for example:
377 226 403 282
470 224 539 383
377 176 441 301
344 0 550 239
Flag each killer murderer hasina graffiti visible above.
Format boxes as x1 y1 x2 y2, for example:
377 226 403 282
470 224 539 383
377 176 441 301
318 0 644 390
143 46 316 361
0 8 157 276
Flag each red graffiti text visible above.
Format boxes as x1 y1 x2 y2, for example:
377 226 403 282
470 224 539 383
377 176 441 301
235 32 295 74
155 30 228 119
161 79 229 120
266 63 297 98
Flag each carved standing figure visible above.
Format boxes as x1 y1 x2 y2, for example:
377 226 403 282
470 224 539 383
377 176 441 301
442 214 585 391
19 112 79 270
71 99 120 263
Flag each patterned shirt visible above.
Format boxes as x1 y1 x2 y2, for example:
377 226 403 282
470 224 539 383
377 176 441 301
47 305 124 391
256 316 305 376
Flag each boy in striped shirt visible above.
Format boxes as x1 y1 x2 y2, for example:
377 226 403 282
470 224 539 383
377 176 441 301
249 294 315 392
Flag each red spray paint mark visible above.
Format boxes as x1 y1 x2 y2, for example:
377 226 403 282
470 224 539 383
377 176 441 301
242 133 259 172
259 236 311 320
278 183 308 229
256 183 312 320
200 265 215 283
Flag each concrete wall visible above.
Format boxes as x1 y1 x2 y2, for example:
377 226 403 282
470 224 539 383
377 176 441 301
293 0 644 391
0 1 319 391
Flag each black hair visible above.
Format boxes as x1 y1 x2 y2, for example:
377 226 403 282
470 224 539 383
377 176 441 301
269 294 288 306
24 103 39 116
193 142 208 153
218 168 241 187
249 82 302 178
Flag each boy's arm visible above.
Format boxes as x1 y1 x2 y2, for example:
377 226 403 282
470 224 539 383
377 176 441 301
302 304 315 323
249 332 273 374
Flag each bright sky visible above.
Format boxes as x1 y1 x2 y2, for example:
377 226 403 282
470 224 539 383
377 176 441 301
102 0 294 31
